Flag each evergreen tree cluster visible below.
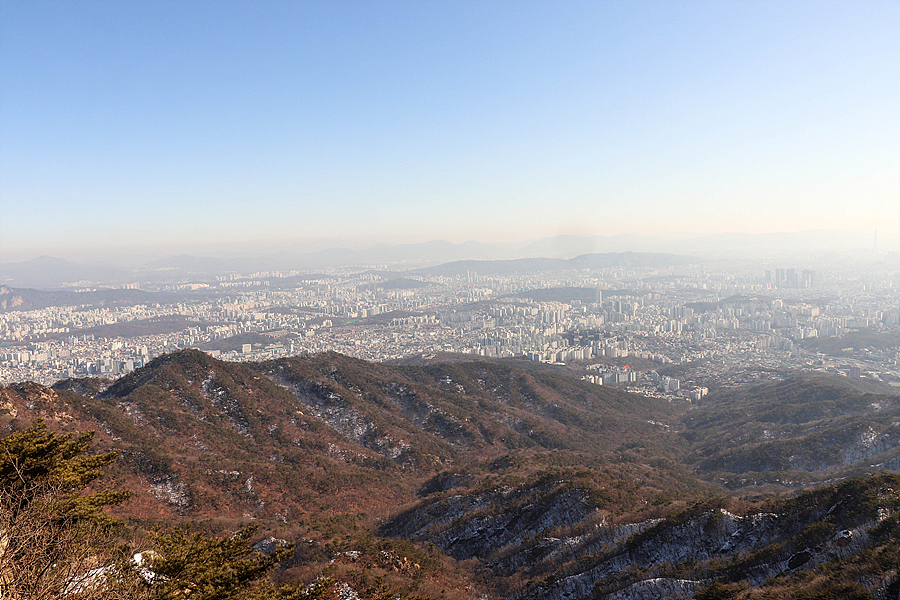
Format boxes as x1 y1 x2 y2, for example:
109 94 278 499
0 419 323 599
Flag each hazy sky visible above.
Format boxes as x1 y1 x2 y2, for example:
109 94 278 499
2 1 898 262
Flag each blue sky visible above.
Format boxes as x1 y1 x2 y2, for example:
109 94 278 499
2 1 898 261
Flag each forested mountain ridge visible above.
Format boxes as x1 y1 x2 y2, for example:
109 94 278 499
2 350 899 599
682 374 900 491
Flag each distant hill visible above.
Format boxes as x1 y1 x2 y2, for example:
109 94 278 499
8 231 893 290
519 233 638 258
0 285 181 313
570 251 700 269
513 286 601 303
47 315 196 341
0 256 131 289
413 257 568 277
134 254 254 280
267 239 508 271
0 247 697 292
799 330 900 354
412 252 700 278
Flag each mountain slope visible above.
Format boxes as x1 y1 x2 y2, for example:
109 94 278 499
3 351 900 599
523 473 900 600
381 469 900 600
2 349 700 523
680 374 900 490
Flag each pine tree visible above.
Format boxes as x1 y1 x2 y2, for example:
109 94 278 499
140 524 292 600
1 419 319 599
0 418 131 599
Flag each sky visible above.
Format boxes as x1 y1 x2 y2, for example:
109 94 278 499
2 1 899 262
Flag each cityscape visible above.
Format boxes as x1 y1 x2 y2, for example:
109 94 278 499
3 252 898 401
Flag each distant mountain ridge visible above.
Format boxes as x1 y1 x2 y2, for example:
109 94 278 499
411 251 700 277
6 229 889 290
0 246 700 292
0 284 183 313
0 256 131 289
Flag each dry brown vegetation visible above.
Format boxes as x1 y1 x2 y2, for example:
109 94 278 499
2 350 899 599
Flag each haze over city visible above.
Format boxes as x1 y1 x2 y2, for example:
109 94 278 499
2 1 898 263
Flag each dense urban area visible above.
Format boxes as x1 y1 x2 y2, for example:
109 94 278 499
2 259 899 399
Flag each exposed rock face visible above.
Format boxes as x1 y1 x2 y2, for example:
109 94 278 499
515 503 892 600
273 375 414 463
704 422 900 475
200 371 251 435
383 474 900 600
383 382 475 446
148 476 190 509
603 578 698 600
386 486 596 563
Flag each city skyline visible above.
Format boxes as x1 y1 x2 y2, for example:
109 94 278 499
2 1 898 262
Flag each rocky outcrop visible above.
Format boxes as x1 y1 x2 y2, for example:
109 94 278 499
273 375 414 463
383 474 900 600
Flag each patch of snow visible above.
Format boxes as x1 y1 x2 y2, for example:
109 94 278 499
149 477 189 509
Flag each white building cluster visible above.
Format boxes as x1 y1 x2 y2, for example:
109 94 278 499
2 262 898 390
